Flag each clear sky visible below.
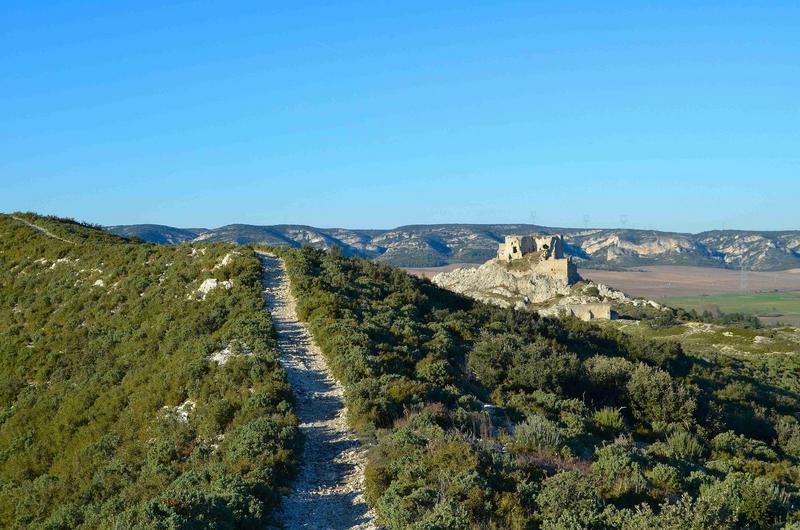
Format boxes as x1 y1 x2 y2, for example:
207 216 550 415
1 1 798 232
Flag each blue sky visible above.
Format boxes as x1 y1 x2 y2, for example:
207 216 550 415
1 1 798 231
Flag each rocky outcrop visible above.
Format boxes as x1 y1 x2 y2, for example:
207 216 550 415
535 283 660 318
194 278 232 300
433 259 659 317
433 259 573 307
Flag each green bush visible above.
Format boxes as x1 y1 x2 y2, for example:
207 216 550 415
664 431 705 462
536 471 602 528
591 442 647 502
645 463 683 498
625 364 697 427
514 415 563 453
711 431 777 462
776 416 800 458
583 356 634 404
592 407 626 437
696 472 794 528
469 333 580 394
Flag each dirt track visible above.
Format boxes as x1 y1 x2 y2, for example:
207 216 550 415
258 252 376 530
11 216 75 245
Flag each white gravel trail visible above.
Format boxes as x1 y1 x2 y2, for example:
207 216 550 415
11 216 76 245
258 252 377 530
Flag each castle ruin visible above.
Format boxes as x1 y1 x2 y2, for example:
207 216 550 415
497 234 580 284
433 233 618 321
498 234 564 261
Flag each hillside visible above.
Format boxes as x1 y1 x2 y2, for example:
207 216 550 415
277 246 800 528
0 214 299 528
108 223 800 271
105 224 205 244
3 213 799 528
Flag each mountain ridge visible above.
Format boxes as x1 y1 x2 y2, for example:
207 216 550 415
105 222 800 271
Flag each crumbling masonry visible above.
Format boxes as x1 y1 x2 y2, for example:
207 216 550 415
497 234 580 284
496 234 613 320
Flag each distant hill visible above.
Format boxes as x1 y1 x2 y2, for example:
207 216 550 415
105 223 205 244
106 223 800 271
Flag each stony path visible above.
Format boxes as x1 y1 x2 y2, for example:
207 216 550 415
258 252 377 530
11 216 76 245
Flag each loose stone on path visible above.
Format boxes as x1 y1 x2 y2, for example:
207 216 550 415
258 252 377 530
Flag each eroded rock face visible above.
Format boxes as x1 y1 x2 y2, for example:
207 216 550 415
433 259 574 306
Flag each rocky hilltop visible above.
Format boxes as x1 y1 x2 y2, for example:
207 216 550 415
433 259 572 306
433 235 660 319
106 223 800 271
433 257 657 318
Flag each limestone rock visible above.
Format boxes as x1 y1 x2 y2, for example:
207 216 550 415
195 278 232 300
433 258 660 319
433 259 574 307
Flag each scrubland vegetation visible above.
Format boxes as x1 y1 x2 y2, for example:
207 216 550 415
2 212 798 529
280 246 799 529
0 214 298 529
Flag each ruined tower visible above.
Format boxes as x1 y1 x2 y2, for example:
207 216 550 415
496 234 579 283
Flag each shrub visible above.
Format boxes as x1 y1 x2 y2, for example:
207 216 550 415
711 431 777 462
591 442 647 501
584 285 601 297
507 338 581 395
536 471 602 528
582 355 634 405
514 414 562 453
592 407 625 437
696 472 793 528
415 353 452 386
469 334 580 394
468 332 517 387
645 463 683 498
625 364 697 427
664 431 705 462
410 499 471 530
775 416 800 458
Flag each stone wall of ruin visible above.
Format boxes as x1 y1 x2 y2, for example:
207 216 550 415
563 302 614 321
530 255 579 283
